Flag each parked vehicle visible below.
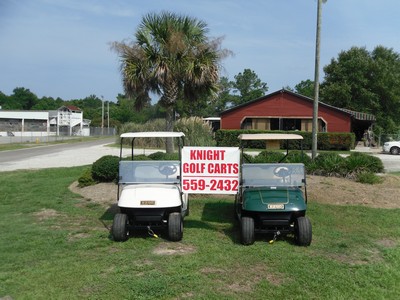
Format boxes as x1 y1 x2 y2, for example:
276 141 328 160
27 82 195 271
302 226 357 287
235 133 312 246
112 132 188 242
383 140 400 155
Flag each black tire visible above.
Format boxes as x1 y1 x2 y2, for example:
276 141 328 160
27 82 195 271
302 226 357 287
168 212 183 241
241 216 255 245
390 147 400 155
112 213 129 242
295 216 312 246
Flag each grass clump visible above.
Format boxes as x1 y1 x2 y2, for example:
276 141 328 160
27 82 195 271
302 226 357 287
77 168 96 187
174 116 216 146
118 117 216 148
356 172 384 184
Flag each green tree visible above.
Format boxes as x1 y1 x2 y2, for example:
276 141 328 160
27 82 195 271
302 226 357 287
231 69 268 105
320 46 400 133
294 79 314 98
32 96 63 110
10 87 38 110
0 91 11 109
111 11 228 152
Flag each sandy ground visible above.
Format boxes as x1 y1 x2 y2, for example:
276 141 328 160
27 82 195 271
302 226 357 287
69 174 400 209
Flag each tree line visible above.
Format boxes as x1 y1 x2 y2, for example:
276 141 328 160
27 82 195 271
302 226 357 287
1 12 399 135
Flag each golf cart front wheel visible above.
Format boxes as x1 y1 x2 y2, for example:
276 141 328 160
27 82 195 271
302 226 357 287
168 212 183 242
241 216 255 245
295 216 312 246
112 213 129 242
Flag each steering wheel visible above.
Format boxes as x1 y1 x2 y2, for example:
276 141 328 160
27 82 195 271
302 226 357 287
273 166 291 178
158 164 178 176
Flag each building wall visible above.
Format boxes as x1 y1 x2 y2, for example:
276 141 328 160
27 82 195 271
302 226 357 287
221 92 352 132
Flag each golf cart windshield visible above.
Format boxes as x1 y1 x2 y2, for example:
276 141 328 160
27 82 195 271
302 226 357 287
241 163 305 187
119 160 180 184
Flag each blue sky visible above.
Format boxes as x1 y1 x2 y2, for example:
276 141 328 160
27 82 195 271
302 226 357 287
1 0 399 102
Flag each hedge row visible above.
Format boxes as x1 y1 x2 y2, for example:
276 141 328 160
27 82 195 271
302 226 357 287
215 130 356 151
247 151 384 184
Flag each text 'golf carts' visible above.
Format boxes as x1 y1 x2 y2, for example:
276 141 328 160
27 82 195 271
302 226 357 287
235 134 312 246
112 132 188 242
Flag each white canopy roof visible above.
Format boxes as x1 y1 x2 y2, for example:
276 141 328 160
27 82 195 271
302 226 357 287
238 133 303 140
120 131 185 138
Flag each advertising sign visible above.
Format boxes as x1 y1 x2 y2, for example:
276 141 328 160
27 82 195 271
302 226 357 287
181 147 240 194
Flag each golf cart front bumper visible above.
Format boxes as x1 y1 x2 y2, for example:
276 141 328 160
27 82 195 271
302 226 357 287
249 211 306 234
120 206 181 228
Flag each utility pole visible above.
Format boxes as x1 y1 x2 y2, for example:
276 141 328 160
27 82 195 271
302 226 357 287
107 101 110 129
312 0 324 159
101 95 104 135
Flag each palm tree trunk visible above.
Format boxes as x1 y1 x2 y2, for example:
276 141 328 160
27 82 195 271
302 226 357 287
165 106 174 153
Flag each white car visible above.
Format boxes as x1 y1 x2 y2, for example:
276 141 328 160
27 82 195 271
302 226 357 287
383 140 400 155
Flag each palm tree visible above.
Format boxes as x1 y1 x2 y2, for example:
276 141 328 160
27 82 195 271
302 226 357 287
112 12 229 152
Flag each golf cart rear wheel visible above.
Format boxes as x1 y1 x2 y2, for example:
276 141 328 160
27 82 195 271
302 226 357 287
112 213 129 242
168 212 183 242
241 216 255 245
295 216 312 246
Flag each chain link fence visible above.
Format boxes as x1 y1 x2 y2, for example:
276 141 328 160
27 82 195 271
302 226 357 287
0 127 116 144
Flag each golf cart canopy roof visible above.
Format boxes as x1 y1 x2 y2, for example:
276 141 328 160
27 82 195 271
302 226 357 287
238 133 303 140
120 132 185 138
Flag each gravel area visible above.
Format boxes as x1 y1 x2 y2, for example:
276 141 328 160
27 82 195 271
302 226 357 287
70 174 400 209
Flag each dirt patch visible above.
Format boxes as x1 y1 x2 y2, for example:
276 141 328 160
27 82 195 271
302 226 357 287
69 174 400 209
307 174 400 209
33 208 64 221
69 181 117 207
153 242 197 255
201 264 286 295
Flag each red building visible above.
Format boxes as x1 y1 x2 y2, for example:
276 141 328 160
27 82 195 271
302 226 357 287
220 89 375 140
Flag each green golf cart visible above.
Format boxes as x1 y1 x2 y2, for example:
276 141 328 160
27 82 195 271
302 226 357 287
234 133 312 246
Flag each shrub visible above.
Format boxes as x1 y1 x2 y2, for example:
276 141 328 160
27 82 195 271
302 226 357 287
242 152 255 163
78 168 97 187
345 152 384 175
356 172 383 184
91 155 119 182
122 154 150 161
215 129 355 150
312 152 346 176
148 151 179 160
253 151 285 163
286 152 312 165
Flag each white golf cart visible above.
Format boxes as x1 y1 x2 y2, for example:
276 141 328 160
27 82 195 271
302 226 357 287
111 132 188 242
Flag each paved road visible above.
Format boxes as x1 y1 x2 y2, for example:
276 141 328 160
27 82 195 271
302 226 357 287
0 137 121 172
1 140 400 173
373 152 400 173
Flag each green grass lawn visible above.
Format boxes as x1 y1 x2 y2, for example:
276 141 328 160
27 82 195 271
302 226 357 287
0 167 399 299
